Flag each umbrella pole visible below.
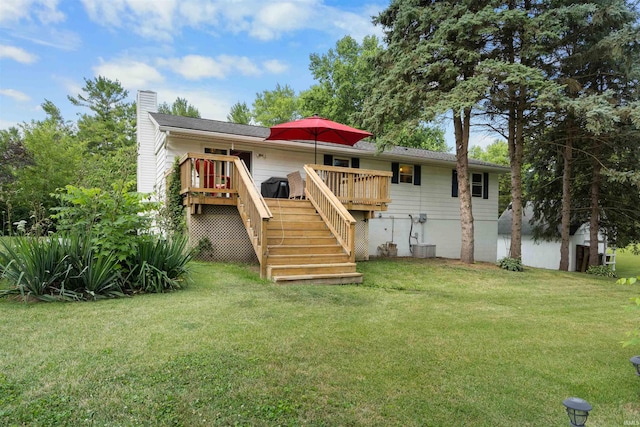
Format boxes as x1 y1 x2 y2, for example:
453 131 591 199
314 137 317 165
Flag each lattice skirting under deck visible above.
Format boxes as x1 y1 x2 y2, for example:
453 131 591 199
187 205 258 263
352 211 369 261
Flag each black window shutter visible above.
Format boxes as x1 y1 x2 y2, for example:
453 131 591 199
483 172 489 199
351 157 360 168
413 164 421 186
391 162 399 184
452 170 458 197
323 154 333 166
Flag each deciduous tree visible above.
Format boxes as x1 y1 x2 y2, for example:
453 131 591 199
252 83 299 127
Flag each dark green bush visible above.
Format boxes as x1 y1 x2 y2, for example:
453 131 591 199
126 235 193 293
586 265 617 278
497 257 524 272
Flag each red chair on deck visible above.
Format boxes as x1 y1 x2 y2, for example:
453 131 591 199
195 159 216 189
195 159 230 194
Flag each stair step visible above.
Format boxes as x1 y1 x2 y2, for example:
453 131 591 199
268 244 345 255
270 212 322 222
265 199 313 208
267 253 350 265
267 221 327 231
269 208 318 217
268 263 358 277
267 236 338 246
267 229 333 238
272 272 363 285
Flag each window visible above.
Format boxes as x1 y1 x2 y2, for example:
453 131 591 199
324 155 359 168
452 171 488 198
393 163 421 185
399 164 414 184
472 173 483 197
333 158 350 168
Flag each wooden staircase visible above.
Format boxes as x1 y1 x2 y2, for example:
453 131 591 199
264 198 363 285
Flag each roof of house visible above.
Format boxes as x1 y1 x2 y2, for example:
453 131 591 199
149 112 508 170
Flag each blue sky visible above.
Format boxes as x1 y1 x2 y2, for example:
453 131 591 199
0 0 493 149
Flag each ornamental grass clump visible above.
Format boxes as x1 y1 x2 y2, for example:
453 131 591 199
0 234 123 301
126 235 193 293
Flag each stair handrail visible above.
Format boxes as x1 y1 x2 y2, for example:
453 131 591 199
233 157 273 279
303 165 356 261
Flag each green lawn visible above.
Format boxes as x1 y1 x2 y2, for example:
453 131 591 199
1 256 639 426
615 247 640 279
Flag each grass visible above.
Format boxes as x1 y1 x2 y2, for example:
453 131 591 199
615 247 640 278
0 256 639 426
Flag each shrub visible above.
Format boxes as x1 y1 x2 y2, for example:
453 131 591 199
0 234 123 301
52 183 157 263
586 265 617 278
0 236 70 299
497 257 523 272
126 236 193 293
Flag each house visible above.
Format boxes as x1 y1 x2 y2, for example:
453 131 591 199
136 90 508 283
496 203 612 271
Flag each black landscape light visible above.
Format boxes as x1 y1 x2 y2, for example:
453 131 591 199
562 397 592 427
630 356 640 376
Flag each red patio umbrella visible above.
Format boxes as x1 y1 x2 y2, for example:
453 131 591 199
265 115 373 164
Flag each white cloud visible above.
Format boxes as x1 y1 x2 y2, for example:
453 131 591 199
0 44 37 63
178 1 220 27
0 88 31 102
0 0 64 25
263 59 288 74
158 55 227 80
81 0 178 41
93 58 165 89
77 0 383 43
228 56 261 77
250 1 314 40
158 55 261 80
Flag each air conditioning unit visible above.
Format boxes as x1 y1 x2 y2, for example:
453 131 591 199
412 244 436 259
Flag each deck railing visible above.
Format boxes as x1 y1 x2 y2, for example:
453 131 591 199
232 157 273 278
304 165 356 261
179 152 239 199
178 153 272 278
310 165 392 210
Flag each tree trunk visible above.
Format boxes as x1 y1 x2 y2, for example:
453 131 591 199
454 108 474 264
509 91 525 260
559 132 572 271
589 143 602 267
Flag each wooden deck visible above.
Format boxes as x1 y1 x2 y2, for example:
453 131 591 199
178 153 391 283
179 153 392 214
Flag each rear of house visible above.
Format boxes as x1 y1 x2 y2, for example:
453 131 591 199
137 90 507 281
